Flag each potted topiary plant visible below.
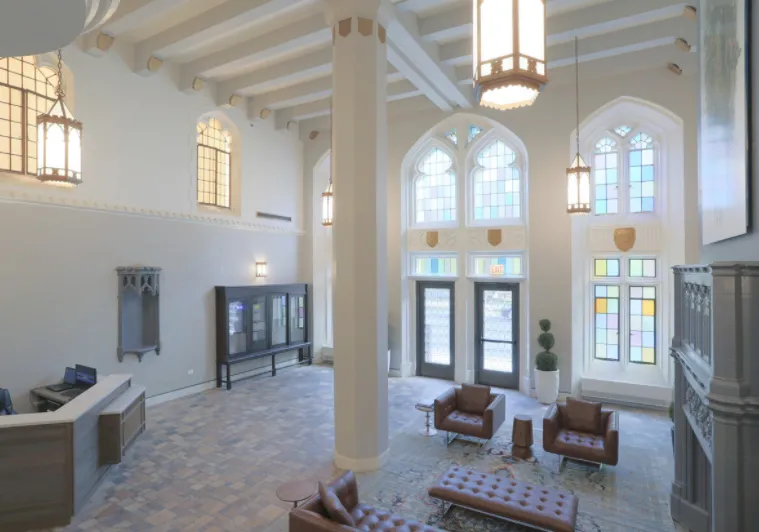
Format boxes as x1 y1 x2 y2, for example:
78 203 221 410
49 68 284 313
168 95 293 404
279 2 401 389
535 319 559 404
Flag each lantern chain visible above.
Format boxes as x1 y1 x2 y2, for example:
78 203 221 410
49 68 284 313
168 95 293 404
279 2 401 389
56 49 65 99
575 37 580 156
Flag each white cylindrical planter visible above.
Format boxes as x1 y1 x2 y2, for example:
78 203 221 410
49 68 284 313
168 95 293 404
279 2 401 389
535 369 560 404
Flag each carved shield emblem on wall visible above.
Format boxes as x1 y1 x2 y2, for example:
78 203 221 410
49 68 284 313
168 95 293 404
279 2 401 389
487 229 502 247
426 231 439 248
614 227 636 252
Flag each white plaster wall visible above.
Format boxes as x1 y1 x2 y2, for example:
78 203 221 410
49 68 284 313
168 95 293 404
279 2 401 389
301 65 699 394
0 42 305 411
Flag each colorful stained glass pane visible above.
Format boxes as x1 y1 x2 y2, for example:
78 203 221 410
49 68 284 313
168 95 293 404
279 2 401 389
629 285 656 364
415 148 456 223
629 258 656 278
414 256 457 276
594 258 620 277
473 140 520 220
593 137 618 215
444 129 457 145
594 285 620 361
468 125 483 145
614 125 631 138
473 255 523 276
629 133 655 213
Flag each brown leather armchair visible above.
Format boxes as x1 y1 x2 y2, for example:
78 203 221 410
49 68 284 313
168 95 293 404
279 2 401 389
543 398 619 469
434 383 506 445
290 471 442 531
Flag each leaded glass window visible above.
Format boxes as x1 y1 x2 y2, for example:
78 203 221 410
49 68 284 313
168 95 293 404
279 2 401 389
593 137 618 215
594 285 620 361
629 132 655 213
614 125 631 138
413 255 457 276
0 56 58 175
444 129 457 146
629 258 656 278
473 255 522 276
473 140 520 221
468 125 483 145
197 118 231 208
629 286 656 364
594 258 620 277
415 148 456 224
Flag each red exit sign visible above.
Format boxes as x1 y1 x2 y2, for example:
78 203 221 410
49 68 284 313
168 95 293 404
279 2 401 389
490 264 504 275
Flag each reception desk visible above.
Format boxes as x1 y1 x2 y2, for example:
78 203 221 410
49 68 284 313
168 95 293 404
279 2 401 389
0 375 144 531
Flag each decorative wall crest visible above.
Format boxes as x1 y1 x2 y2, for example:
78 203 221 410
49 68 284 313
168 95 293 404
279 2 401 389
488 229 502 247
426 231 439 248
614 227 636 252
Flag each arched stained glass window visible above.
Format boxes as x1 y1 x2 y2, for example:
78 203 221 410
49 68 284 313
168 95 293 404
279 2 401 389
414 148 456 224
629 132 655 213
473 140 520 220
197 118 231 208
0 56 58 175
468 125 483 145
614 125 631 138
594 137 619 215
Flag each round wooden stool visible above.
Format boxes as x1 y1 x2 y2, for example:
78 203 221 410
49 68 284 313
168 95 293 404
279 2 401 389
512 415 534 459
276 480 316 509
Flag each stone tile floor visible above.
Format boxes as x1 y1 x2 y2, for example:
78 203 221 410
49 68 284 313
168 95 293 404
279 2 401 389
54 365 676 531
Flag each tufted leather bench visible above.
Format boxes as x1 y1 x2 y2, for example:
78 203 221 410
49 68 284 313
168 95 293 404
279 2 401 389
428 466 578 532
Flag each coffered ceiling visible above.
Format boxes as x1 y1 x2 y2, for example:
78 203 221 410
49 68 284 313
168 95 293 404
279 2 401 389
83 0 697 132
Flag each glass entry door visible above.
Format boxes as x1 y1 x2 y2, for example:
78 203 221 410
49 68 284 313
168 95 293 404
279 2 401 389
416 281 455 380
475 283 519 388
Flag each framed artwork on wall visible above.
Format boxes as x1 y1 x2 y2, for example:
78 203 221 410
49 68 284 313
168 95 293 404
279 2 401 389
700 0 752 245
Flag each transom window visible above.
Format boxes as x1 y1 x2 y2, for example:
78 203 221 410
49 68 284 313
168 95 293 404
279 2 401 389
471 254 523 277
411 253 458 277
473 140 520 221
196 118 231 208
592 126 656 216
0 56 58 175
592 255 658 365
414 148 456 224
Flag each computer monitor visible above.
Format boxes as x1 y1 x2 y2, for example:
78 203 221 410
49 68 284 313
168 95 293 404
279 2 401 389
75 364 97 387
63 367 76 385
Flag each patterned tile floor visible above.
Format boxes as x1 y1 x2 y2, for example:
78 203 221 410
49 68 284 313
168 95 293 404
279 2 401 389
53 365 676 532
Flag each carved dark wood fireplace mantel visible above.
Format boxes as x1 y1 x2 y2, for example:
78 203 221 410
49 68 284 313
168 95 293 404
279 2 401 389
670 263 759 532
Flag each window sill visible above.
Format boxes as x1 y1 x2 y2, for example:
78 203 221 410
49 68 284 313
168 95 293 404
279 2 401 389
467 219 526 228
0 171 77 191
198 204 241 218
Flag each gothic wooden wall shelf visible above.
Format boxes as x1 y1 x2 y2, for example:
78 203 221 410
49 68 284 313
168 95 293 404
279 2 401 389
117 266 161 362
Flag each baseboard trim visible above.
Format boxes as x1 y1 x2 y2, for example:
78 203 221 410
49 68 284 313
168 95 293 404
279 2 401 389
581 378 672 409
334 447 390 472
146 380 216 407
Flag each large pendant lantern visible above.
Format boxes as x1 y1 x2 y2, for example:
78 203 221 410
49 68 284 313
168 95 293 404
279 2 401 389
567 37 591 214
37 50 82 186
473 0 547 111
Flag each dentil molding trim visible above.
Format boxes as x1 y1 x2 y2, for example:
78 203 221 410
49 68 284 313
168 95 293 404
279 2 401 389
0 189 304 235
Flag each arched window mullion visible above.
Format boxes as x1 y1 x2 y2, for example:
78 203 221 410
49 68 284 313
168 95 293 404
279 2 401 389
412 146 457 226
196 117 232 209
470 138 522 223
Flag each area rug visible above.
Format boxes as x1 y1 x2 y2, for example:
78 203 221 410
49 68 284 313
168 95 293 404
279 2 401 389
357 427 675 532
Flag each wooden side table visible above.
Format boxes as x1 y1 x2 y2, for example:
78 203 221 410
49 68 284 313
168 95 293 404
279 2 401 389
415 400 437 436
276 480 316 509
512 415 533 459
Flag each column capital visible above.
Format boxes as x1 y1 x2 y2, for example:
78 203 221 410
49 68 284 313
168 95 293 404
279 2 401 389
324 0 392 28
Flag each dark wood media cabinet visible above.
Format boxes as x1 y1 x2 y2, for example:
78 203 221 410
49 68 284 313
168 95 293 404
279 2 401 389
215 284 312 390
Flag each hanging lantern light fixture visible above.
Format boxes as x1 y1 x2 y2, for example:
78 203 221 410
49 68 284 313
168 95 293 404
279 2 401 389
37 50 82 186
473 0 548 111
321 97 334 227
567 37 591 215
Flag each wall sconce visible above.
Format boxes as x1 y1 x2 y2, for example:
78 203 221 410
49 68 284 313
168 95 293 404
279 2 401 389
255 262 268 278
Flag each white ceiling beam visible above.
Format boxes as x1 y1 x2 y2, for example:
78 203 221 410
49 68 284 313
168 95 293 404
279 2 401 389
455 37 684 83
385 9 471 110
275 81 424 129
97 0 187 37
179 15 330 91
546 0 614 17
134 0 304 69
421 0 686 44
249 76 333 119
439 3 691 66
217 47 332 102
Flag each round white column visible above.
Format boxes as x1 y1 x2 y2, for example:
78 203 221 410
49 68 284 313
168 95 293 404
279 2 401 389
327 0 390 472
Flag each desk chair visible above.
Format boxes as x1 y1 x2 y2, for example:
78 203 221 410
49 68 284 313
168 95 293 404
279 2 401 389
0 388 16 415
